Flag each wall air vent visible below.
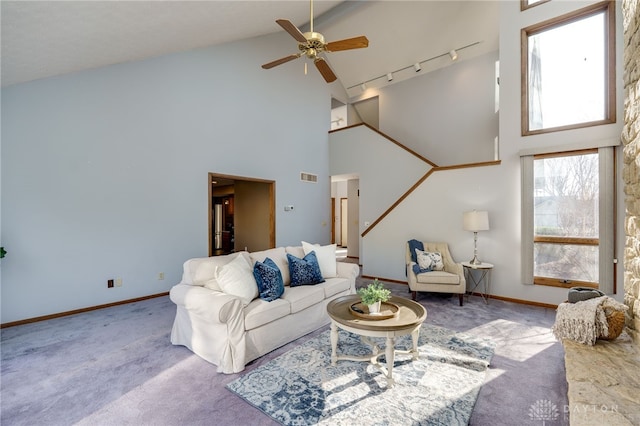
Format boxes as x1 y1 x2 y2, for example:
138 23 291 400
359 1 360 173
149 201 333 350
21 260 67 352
300 172 318 183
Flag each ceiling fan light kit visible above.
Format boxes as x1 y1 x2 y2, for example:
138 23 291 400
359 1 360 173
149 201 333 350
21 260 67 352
262 0 369 83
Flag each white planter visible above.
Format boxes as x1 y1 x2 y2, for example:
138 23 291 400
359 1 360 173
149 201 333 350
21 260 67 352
367 301 382 315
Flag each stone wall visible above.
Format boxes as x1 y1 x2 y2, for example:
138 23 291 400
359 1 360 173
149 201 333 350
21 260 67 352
622 0 640 337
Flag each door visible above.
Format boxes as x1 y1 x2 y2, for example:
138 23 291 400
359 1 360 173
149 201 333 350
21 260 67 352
340 198 348 247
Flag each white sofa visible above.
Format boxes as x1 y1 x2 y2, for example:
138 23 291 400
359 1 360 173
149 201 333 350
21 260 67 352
169 245 359 373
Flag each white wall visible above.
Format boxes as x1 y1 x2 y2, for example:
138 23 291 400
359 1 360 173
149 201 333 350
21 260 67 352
329 123 434 260
380 50 499 166
0 33 336 323
331 0 625 306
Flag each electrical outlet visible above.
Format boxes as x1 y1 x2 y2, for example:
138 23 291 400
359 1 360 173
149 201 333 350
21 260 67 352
115 278 123 287
158 272 165 280
107 279 114 288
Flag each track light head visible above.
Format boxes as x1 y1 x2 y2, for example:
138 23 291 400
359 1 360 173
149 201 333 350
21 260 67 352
386 73 393 82
449 49 458 61
414 63 421 72
360 83 367 91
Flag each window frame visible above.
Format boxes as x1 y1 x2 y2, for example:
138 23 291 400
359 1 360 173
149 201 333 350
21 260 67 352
532 149 600 289
521 0 551 12
520 1 616 136
521 146 616 293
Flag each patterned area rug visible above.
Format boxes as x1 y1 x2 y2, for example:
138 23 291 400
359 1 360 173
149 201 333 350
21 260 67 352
227 324 495 425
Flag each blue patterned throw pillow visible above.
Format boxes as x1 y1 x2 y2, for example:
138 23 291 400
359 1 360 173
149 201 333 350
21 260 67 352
253 257 284 301
287 252 325 287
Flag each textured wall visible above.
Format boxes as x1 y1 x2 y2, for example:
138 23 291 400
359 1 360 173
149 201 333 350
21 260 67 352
622 0 640 335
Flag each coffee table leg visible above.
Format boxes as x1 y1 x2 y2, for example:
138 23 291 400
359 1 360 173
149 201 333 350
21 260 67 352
385 337 395 387
330 321 338 366
411 328 420 360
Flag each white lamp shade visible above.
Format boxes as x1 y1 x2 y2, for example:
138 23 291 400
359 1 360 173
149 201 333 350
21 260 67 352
463 210 489 232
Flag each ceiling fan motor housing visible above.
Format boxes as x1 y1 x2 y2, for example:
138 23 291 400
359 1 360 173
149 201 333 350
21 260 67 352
299 32 326 57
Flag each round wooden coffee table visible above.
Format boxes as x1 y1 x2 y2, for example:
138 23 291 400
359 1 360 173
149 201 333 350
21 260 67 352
326 294 427 386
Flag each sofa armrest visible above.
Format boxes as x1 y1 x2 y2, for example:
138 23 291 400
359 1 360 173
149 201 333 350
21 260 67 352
170 284 243 325
336 262 360 280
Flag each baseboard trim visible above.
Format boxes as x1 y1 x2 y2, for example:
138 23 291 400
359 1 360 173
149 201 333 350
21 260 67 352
0 292 170 329
361 275 558 309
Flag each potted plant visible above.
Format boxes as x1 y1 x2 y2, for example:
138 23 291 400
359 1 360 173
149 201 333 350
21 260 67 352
357 279 391 314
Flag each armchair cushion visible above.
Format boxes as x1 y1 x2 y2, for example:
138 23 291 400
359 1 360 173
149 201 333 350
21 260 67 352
415 249 444 271
415 270 460 285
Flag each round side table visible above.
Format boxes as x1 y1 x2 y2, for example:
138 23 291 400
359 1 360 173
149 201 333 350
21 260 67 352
462 261 494 304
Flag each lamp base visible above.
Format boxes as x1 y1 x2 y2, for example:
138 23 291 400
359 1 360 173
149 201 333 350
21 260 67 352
469 256 482 265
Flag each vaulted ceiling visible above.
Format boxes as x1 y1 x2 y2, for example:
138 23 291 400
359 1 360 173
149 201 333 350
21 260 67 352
1 1 499 93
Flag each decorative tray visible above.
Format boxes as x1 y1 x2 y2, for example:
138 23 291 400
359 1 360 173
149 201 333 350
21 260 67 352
349 301 399 320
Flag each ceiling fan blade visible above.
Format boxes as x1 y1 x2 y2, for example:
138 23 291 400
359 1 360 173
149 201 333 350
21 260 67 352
262 54 301 69
314 57 337 83
276 19 307 43
325 36 369 52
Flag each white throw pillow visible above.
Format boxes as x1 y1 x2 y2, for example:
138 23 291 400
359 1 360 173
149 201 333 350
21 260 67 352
215 254 258 306
302 241 337 278
415 249 445 271
193 261 221 291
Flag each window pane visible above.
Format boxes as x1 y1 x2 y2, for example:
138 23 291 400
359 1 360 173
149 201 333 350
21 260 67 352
534 153 598 238
534 243 598 282
525 5 611 133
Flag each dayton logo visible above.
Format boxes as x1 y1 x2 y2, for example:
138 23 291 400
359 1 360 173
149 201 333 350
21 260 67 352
529 399 560 425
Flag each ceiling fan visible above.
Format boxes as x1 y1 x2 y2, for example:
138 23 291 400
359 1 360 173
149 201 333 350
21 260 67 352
261 0 369 83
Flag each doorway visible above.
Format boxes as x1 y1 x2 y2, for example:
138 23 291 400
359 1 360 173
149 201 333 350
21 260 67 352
209 173 276 256
340 198 348 247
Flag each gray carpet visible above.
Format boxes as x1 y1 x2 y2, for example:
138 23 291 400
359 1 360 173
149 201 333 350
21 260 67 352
1 278 568 425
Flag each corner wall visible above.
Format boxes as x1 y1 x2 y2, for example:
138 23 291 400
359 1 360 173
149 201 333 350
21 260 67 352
622 0 640 335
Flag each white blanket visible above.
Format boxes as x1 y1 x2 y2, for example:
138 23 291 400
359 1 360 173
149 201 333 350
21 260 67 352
552 296 627 345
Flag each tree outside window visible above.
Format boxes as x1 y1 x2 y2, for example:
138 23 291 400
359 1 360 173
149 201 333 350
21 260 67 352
533 151 599 286
521 1 615 135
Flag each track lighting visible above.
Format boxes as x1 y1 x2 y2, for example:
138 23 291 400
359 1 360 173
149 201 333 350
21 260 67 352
347 41 479 94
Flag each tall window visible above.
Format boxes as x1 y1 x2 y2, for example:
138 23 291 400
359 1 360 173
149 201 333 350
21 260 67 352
521 147 615 292
533 151 599 287
521 1 615 135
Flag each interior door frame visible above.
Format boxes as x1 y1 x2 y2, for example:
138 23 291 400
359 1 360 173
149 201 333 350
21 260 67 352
208 172 275 256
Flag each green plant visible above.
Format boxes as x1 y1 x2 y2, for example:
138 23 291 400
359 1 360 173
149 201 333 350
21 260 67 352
357 279 391 305
0 247 6 259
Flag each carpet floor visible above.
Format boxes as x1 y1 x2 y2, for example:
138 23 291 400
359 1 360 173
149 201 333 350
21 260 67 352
1 278 568 425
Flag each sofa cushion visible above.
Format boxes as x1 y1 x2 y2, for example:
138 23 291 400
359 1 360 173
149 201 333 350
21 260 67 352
302 241 337 278
287 252 325 286
250 247 291 285
215 254 258 306
285 246 305 259
243 298 290 331
320 277 352 298
253 257 285 302
416 270 460 285
281 286 325 314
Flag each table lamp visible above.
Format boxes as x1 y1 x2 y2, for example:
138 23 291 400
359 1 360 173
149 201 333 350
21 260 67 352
463 210 489 265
